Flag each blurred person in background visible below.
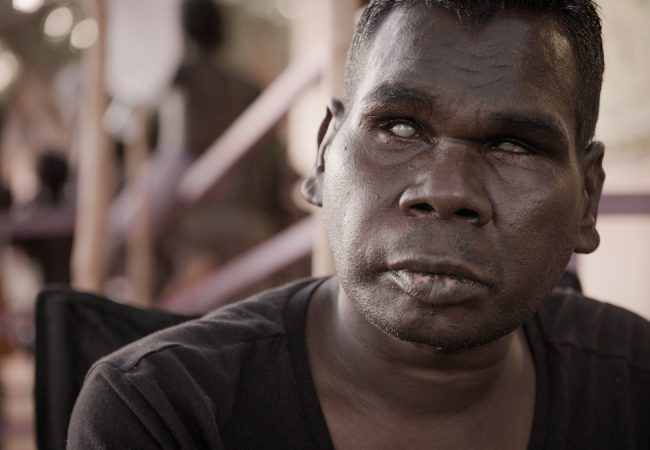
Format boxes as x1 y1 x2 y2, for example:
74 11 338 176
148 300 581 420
153 0 304 300
12 150 73 285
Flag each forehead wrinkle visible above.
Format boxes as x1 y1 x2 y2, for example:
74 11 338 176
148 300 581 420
404 37 519 66
399 36 523 88
445 38 520 61
401 55 510 90
465 75 507 89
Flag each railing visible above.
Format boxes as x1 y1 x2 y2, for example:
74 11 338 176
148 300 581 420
0 206 75 239
598 194 650 215
161 216 317 314
177 54 324 205
102 54 325 312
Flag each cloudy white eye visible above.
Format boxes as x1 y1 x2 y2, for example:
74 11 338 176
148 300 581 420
494 141 529 153
389 123 417 138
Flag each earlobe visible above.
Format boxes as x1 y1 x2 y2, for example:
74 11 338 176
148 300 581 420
575 141 605 254
301 98 345 208
301 168 324 207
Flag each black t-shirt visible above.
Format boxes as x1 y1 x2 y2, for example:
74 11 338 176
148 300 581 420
67 278 650 449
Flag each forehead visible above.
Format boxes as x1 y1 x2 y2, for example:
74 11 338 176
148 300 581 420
350 5 578 141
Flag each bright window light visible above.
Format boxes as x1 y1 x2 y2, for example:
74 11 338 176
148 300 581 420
0 50 19 93
44 7 74 39
70 18 98 50
12 0 44 13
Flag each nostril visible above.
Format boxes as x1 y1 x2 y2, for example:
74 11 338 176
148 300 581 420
457 208 479 219
405 203 482 221
412 203 434 214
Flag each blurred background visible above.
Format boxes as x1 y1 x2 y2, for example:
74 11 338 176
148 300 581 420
0 0 646 447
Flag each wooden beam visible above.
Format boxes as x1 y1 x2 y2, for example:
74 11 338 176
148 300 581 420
124 108 153 306
0 206 75 239
322 0 358 98
71 0 113 293
598 194 650 215
161 216 316 314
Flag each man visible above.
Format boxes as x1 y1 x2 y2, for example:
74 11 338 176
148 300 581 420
68 1 650 449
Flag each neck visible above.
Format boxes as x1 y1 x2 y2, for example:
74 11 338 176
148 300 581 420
308 278 534 417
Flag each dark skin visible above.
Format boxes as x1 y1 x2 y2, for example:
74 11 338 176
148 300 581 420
302 5 605 450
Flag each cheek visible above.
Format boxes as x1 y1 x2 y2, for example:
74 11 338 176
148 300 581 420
495 160 583 233
321 148 364 256
322 140 397 270
494 171 583 286
323 135 392 218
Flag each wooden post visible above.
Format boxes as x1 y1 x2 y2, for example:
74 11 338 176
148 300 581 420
323 0 357 99
71 0 113 293
124 108 153 306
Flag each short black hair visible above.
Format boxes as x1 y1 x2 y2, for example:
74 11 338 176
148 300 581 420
181 0 224 51
345 0 604 150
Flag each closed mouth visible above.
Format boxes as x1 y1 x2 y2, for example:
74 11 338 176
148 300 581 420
384 257 492 304
391 269 472 285
388 269 487 304
387 258 490 287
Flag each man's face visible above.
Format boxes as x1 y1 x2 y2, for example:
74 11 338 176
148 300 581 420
307 6 604 350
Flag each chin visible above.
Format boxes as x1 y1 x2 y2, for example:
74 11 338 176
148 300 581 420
389 320 520 351
355 294 532 351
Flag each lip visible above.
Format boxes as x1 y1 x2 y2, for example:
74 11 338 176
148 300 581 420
387 257 491 286
385 257 492 304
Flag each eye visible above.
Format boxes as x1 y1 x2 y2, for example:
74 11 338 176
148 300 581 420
491 140 532 154
389 122 417 138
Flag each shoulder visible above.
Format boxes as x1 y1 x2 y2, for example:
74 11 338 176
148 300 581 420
536 287 650 371
69 278 325 446
97 277 321 374
70 278 328 447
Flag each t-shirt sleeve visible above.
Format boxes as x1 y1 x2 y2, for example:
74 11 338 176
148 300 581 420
67 362 224 449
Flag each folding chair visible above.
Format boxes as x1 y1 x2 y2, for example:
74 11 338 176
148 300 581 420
34 287 196 450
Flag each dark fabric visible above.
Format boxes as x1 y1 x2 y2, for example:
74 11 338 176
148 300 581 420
556 271 583 293
35 287 196 450
526 288 650 449
67 279 650 450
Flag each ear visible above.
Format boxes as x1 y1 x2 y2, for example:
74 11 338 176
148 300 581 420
301 98 345 207
574 141 605 254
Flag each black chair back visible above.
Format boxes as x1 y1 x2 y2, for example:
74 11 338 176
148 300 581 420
34 287 196 450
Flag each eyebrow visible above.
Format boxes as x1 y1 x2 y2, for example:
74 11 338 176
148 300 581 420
487 112 570 148
361 83 436 114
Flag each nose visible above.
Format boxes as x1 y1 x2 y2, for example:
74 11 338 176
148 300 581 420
398 144 493 226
